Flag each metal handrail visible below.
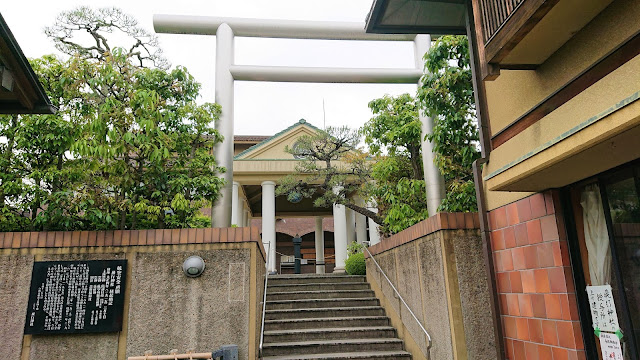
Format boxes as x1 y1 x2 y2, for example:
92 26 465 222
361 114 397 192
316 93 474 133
258 241 271 359
363 245 432 357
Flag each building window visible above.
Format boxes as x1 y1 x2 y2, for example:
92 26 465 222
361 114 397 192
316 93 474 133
566 162 640 359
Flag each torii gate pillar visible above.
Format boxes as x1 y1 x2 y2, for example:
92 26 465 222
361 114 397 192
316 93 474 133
212 23 235 227
154 15 447 227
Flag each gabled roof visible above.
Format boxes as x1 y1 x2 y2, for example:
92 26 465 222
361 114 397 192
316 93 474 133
234 119 322 160
234 135 271 143
0 13 55 114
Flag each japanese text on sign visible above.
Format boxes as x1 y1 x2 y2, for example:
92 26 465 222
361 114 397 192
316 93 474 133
586 284 620 333
599 332 624 360
24 260 127 335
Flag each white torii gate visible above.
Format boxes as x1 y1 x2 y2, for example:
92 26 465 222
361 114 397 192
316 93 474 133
153 15 445 271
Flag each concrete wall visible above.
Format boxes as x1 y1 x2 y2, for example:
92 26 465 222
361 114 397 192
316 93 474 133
0 227 266 360
125 249 252 359
366 213 496 360
0 254 34 360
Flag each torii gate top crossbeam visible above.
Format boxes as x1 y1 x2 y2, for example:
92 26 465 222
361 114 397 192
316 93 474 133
153 15 416 41
151 14 445 228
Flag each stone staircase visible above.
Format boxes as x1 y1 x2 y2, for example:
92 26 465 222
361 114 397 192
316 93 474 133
261 274 411 360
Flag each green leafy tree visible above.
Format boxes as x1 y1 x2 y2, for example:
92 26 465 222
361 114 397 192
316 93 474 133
0 7 224 231
0 56 87 231
364 93 423 180
363 93 429 234
276 127 383 224
417 35 479 212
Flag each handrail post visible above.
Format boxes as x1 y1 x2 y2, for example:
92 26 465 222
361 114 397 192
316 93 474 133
364 246 432 359
258 241 271 359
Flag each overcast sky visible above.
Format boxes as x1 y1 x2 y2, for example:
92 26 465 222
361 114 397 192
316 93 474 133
2 1 418 136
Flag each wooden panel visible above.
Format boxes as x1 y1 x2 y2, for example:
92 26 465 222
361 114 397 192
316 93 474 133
470 0 501 82
481 0 526 42
483 0 559 64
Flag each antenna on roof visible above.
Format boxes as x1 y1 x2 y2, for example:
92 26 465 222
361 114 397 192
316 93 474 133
322 98 326 129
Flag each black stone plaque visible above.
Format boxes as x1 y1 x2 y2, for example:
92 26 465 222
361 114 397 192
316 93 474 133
24 260 127 335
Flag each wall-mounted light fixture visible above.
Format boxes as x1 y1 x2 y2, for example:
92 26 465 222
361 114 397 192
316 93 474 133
182 255 205 277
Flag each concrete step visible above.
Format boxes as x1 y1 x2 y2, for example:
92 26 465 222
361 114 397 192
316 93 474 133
268 275 366 285
261 338 404 357
262 350 412 360
265 306 386 320
266 297 379 310
267 289 375 301
264 316 390 331
267 282 371 292
263 326 397 343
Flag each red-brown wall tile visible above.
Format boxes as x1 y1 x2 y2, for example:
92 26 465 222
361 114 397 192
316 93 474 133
524 341 538 359
530 193 547 219
529 319 543 343
489 191 585 358
527 219 543 244
537 344 553 360
515 223 529 246
510 271 523 293
504 227 516 248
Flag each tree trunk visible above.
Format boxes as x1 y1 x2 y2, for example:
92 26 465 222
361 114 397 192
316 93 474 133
342 202 385 225
409 145 423 180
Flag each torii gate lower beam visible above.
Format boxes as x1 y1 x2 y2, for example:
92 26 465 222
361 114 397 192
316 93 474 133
153 15 445 228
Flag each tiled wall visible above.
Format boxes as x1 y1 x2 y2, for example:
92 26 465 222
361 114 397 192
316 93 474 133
0 227 265 258
489 191 586 360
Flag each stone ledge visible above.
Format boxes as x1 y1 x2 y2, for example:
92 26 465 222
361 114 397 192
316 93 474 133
366 212 479 257
0 226 265 259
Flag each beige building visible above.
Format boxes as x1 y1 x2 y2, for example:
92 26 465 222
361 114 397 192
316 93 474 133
228 119 380 274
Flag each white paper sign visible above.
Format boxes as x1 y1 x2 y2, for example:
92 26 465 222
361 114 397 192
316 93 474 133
599 332 623 360
587 285 620 332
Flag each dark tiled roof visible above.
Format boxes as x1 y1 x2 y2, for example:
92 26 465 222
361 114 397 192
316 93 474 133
234 119 321 159
234 135 271 142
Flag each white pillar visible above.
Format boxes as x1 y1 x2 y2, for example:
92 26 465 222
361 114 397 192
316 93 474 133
236 186 244 226
415 34 445 216
333 186 348 273
354 197 367 244
367 201 381 246
261 181 276 273
231 181 239 226
211 23 235 228
346 208 356 245
243 207 249 227
315 216 325 274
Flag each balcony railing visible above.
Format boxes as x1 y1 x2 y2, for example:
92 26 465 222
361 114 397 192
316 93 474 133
479 0 526 43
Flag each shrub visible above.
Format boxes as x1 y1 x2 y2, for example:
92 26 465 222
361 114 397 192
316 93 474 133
347 241 364 256
345 252 366 275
